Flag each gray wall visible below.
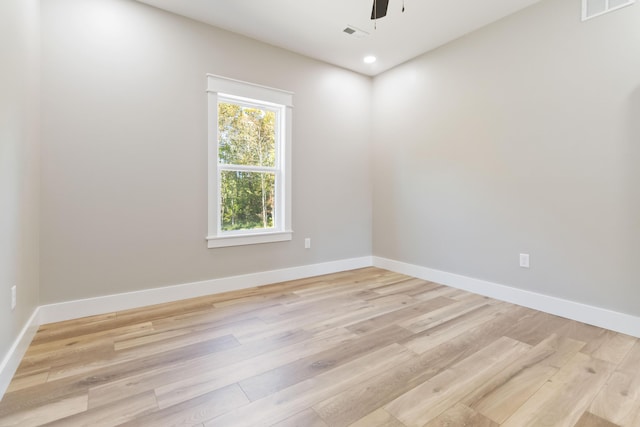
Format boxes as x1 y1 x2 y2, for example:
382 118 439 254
0 0 40 360
372 0 640 315
40 0 373 303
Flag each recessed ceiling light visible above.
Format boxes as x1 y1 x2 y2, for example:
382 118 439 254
363 55 377 64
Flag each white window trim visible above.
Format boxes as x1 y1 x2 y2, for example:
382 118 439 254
206 74 293 248
582 0 635 21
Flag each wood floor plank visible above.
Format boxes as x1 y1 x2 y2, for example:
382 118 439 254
1 267 636 427
313 304 537 427
385 336 531 426
401 302 509 354
44 391 157 427
367 277 438 296
151 298 282 332
398 294 491 333
345 297 456 335
589 371 640 427
212 291 300 309
411 285 467 301
238 324 414 401
465 334 585 424
257 291 369 324
32 295 216 345
204 344 415 427
617 339 640 372
503 308 571 346
231 297 372 342
89 327 311 408
115 314 264 351
271 409 330 427
558 320 619 355
502 352 616 427
574 412 621 427
118 383 248 427
24 322 153 360
0 395 88 427
365 271 414 287
153 327 357 409
230 311 351 344
20 335 118 375
5 369 49 393
26 340 116 372
0 334 238 417
48 332 240 382
347 408 405 427
590 333 637 365
589 340 640 426
299 295 422 337
423 403 498 427
32 313 118 344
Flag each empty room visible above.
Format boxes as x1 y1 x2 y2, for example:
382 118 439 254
1 0 639 425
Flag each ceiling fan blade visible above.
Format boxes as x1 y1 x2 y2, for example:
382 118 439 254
371 0 390 19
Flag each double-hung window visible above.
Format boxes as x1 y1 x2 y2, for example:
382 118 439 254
206 75 293 248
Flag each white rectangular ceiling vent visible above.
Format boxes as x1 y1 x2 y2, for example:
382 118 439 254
582 0 635 20
343 25 370 38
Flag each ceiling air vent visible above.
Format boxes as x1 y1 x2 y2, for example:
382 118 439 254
343 25 370 39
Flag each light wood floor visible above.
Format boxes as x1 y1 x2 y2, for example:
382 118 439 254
1 268 639 427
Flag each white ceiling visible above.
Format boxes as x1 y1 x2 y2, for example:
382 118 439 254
136 0 540 76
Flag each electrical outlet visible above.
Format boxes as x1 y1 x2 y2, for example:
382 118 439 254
519 253 530 268
11 286 16 310
304 238 311 249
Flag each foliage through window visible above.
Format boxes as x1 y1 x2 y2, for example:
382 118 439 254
218 101 276 231
207 75 293 248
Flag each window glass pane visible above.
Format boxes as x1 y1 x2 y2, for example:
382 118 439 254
608 0 632 8
218 102 276 167
220 171 276 231
586 0 607 16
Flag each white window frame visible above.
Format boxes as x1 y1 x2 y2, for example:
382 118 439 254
206 74 293 248
582 0 635 21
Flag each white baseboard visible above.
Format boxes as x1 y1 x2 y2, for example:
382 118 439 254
0 308 41 400
39 256 374 324
373 256 640 338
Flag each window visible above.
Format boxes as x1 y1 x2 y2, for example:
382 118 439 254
582 0 634 20
206 75 293 248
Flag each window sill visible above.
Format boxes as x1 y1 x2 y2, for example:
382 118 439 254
206 230 293 248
